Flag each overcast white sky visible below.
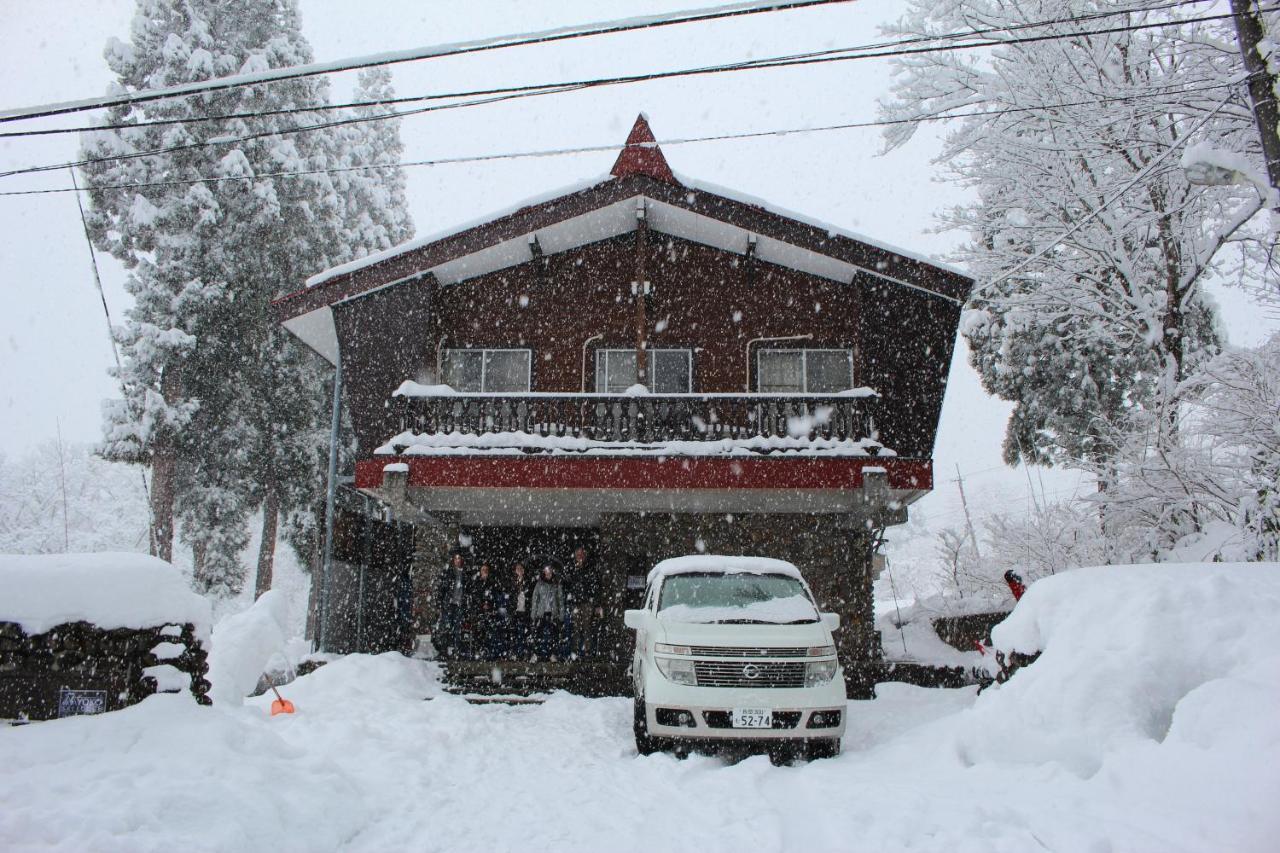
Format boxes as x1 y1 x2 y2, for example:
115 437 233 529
1 0 1275 579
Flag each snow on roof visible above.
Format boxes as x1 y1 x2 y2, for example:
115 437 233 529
0 552 212 641
378 429 891 459
304 166 969 292
648 555 804 584
672 171 970 280
305 174 612 288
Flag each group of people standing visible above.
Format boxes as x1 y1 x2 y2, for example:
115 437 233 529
433 546 611 661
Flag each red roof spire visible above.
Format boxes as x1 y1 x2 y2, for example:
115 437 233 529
610 113 677 184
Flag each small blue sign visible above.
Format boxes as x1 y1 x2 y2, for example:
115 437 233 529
58 688 107 718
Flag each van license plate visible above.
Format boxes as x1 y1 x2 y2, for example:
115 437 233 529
732 708 772 728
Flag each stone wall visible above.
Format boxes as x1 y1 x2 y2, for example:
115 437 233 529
932 611 1010 652
0 620 211 721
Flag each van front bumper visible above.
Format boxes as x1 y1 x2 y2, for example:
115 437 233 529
640 677 847 741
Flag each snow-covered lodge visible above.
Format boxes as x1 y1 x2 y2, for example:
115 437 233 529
273 115 972 693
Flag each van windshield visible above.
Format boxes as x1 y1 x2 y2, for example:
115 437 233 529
656 572 818 624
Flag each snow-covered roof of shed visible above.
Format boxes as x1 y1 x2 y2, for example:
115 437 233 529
0 552 212 641
647 555 804 585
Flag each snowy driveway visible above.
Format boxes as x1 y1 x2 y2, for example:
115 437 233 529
3 646 1275 853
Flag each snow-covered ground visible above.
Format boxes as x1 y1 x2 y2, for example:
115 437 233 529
3 562 1278 852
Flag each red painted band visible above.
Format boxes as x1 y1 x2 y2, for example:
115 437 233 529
355 456 933 492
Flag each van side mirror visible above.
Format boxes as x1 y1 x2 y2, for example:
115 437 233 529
820 612 840 631
623 609 645 630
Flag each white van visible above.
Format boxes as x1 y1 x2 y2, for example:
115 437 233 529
624 555 846 761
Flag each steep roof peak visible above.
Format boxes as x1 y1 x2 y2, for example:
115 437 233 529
609 113 677 184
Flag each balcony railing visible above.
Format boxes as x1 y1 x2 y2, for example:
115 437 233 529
383 391 881 455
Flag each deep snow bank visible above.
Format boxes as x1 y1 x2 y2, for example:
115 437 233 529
0 552 211 640
2 563 1278 852
206 590 291 706
968 562 1280 775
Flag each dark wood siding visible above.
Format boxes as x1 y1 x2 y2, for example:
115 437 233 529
332 276 437 454
333 230 957 460
431 233 862 394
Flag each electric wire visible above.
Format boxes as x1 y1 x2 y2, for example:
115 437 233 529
0 0 851 124
0 77 1251 198
0 0 1224 140
0 6 1262 186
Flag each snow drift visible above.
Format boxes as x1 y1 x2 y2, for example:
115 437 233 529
206 589 291 706
1 562 1277 852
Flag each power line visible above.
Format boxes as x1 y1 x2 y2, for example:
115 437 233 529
0 78 1249 198
67 166 158 554
0 0 850 124
0 0 1219 141
0 5 1254 183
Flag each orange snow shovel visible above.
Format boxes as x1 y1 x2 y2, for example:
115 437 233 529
268 684 295 716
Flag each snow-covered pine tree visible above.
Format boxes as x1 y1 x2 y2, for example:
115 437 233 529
83 0 411 594
880 1 1274 552
261 65 417 594
245 66 415 597
332 67 414 254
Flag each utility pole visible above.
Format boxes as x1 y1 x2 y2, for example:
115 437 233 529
1231 0 1280 196
955 464 982 561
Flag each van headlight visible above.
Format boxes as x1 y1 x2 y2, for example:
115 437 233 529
805 659 838 686
655 656 697 685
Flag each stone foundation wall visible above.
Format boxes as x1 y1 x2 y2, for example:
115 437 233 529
412 518 462 635
0 620 211 721
932 611 1010 652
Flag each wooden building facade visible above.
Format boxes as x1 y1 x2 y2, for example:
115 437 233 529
274 115 972 694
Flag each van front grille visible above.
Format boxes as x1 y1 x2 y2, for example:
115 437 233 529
689 646 810 658
693 660 805 688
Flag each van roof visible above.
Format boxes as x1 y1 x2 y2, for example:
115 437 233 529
647 555 803 585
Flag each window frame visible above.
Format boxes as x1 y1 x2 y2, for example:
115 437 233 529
594 348 693 394
755 348 855 394
441 347 533 393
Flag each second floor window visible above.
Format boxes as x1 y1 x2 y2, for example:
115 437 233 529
595 348 692 393
757 349 854 393
442 348 531 392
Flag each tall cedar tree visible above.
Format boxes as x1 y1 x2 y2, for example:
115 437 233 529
83 0 411 594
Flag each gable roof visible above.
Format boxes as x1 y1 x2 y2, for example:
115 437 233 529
274 115 972 363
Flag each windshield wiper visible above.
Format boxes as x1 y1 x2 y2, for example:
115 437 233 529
709 618 774 624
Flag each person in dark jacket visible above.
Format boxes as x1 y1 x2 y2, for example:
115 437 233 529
507 561 533 659
471 562 501 660
567 545 605 658
434 552 469 660
530 563 565 661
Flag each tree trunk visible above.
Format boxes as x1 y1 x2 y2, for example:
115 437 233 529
191 540 207 589
1231 0 1280 196
255 482 280 598
150 437 176 562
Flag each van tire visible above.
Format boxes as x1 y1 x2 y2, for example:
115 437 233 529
806 738 842 760
634 698 659 755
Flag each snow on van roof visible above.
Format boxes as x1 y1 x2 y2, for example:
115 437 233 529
647 555 803 584
0 552 212 641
